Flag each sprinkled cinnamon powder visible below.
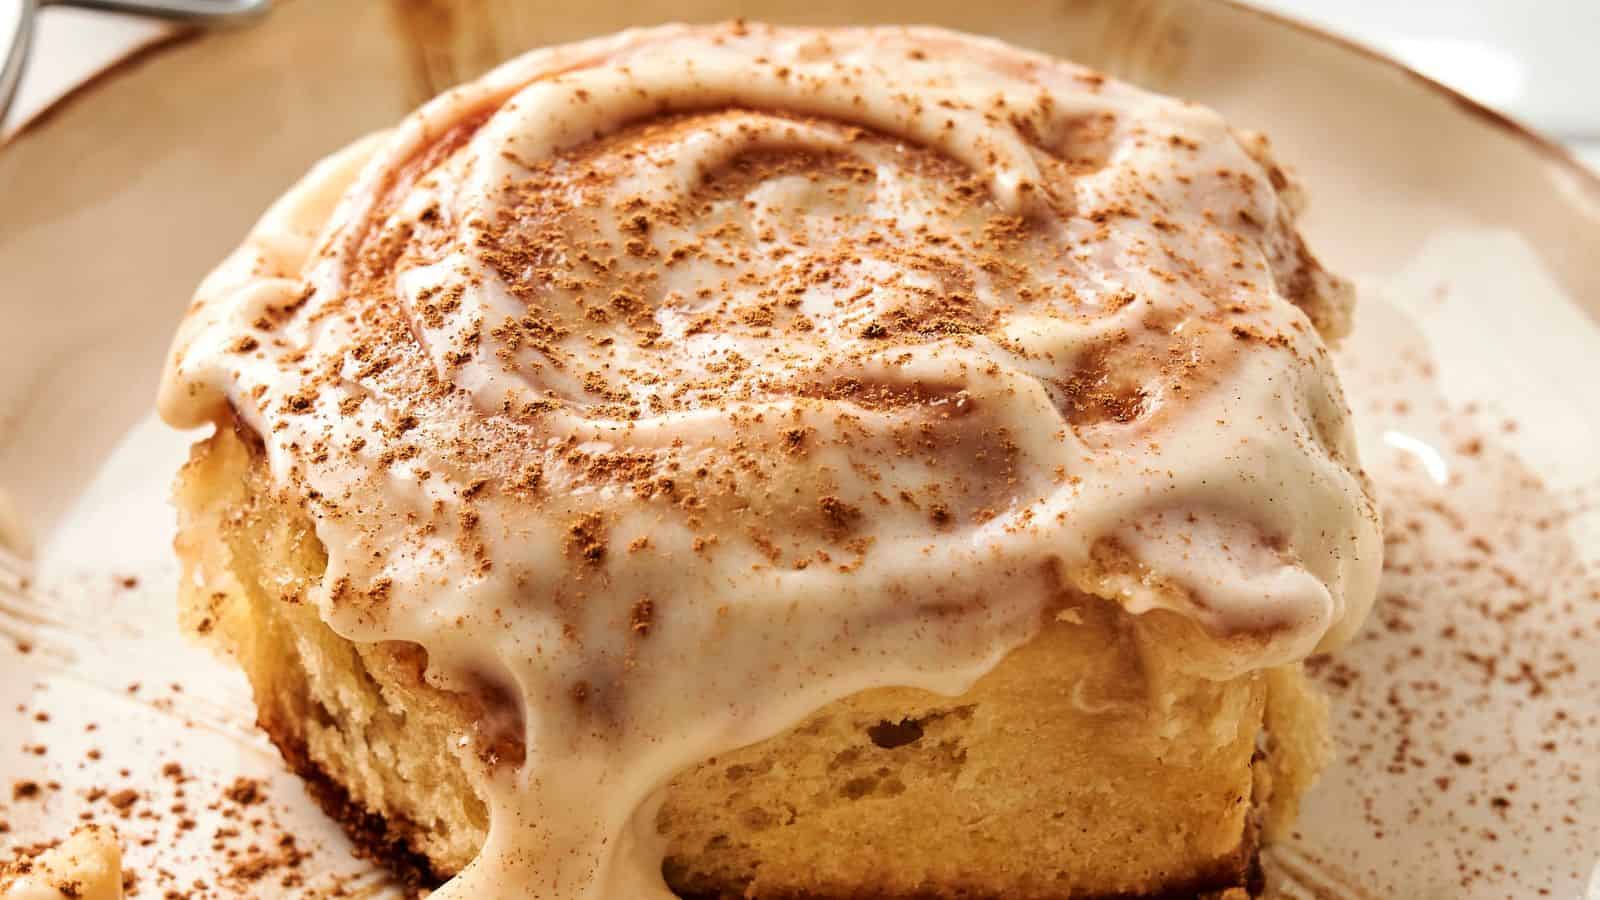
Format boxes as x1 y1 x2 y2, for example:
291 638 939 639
150 21 1391 900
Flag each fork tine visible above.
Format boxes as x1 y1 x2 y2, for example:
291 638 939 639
2 0 269 128
0 0 38 128
42 0 269 23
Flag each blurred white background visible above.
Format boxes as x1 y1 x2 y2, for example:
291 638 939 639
1251 0 1600 168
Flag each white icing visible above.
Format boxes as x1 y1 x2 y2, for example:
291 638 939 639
158 23 1380 899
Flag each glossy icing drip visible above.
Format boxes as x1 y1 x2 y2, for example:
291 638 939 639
159 23 1380 898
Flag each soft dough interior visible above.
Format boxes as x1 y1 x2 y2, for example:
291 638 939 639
174 419 1324 899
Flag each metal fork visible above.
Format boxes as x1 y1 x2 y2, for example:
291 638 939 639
1 0 270 127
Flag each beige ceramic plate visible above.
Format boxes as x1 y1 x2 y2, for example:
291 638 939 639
1 1 1596 898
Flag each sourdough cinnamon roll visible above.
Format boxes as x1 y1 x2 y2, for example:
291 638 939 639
160 22 1380 899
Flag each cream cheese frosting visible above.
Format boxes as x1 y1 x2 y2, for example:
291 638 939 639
158 23 1381 899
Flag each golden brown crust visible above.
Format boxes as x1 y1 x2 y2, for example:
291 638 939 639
259 712 448 891
258 708 1262 899
162 24 1371 899
173 421 1303 900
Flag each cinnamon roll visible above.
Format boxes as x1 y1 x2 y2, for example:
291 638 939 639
160 22 1380 899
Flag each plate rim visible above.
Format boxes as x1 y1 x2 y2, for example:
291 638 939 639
0 4 1595 896
1214 0 1600 198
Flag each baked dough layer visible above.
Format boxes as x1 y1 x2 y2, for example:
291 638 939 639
174 421 1322 898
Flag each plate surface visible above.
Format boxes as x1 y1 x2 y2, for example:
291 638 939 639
1 1 1596 897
